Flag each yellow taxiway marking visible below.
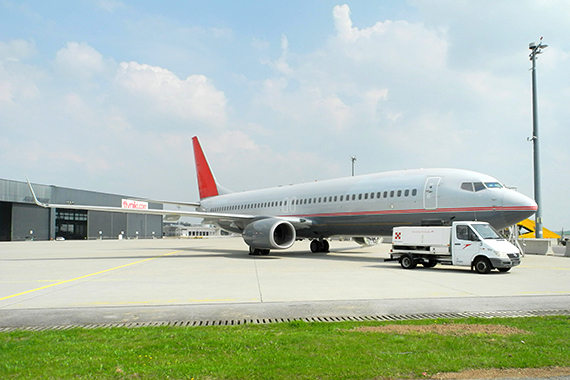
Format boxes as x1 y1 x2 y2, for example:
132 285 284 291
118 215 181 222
0 250 182 302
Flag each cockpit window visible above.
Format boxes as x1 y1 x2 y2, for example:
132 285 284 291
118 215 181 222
473 182 485 191
462 181 503 192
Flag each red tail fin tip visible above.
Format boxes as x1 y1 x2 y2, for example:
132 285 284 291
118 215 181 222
192 136 219 199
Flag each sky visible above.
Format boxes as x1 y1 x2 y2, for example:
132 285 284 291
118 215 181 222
1 0 569 230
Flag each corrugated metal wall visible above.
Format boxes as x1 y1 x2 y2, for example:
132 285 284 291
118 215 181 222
0 178 163 241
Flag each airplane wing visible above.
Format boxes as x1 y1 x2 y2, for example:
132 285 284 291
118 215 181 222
130 198 201 208
26 178 312 230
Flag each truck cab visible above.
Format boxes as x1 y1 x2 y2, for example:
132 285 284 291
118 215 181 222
452 222 521 272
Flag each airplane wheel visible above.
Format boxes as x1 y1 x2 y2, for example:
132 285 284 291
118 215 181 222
310 240 321 253
249 247 268 256
473 257 491 274
400 254 417 269
310 240 329 253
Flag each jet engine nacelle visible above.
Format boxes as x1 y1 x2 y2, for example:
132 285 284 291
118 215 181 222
242 218 296 250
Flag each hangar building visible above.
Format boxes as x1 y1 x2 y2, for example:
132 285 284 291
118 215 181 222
0 178 163 241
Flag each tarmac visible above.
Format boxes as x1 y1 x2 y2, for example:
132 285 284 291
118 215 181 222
1 237 569 329
1 237 569 379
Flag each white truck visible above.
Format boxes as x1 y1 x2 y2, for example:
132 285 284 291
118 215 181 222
388 221 521 274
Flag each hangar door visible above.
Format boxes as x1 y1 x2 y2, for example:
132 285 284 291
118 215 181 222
55 209 87 240
0 201 12 241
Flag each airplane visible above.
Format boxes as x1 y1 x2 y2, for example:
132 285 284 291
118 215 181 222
28 136 538 255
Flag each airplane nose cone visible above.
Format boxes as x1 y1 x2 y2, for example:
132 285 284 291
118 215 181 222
501 190 538 227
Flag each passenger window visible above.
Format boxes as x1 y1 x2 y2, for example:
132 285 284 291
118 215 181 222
364 193 368 200
404 189 409 196
323 197 326 203
352 194 356 200
412 189 417 196
390 191 394 197
383 191 388 198
397 190 402 197
339 195 343 201
377 192 381 198
358 194 362 200
461 182 474 192
334 196 337 202
329 196 332 202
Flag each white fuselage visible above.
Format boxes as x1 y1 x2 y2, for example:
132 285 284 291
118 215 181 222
199 168 537 238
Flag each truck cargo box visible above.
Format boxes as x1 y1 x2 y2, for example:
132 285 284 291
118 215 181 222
393 226 451 247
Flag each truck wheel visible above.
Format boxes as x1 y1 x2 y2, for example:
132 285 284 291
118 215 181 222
422 260 437 268
473 257 491 274
497 268 511 273
400 254 417 269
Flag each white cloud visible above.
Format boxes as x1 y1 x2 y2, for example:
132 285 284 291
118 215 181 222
93 0 125 12
115 61 228 128
54 42 109 80
254 4 451 138
331 4 448 73
0 40 41 105
0 39 37 60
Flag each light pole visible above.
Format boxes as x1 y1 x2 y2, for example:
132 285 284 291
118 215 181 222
350 156 357 176
529 37 547 239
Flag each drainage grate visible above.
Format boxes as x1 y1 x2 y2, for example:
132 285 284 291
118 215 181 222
1 309 569 332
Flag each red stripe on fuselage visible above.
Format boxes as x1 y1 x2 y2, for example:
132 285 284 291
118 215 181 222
192 136 219 199
284 205 537 218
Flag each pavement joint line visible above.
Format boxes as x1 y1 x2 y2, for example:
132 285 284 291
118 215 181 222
0 250 183 302
1 309 569 332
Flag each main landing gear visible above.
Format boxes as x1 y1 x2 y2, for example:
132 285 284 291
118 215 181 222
248 239 330 255
310 239 329 253
248 247 270 256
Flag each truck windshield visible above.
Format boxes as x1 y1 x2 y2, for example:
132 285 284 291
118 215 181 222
471 224 502 239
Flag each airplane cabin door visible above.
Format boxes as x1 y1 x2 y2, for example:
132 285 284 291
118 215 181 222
423 177 440 210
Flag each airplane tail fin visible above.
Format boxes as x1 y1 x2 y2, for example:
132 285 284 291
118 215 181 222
192 136 231 199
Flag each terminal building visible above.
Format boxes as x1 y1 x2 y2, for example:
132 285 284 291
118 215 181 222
0 178 163 241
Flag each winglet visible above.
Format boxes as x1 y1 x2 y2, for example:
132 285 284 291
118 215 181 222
192 136 220 199
26 176 49 208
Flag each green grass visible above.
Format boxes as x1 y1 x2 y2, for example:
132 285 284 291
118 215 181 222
1 316 569 379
